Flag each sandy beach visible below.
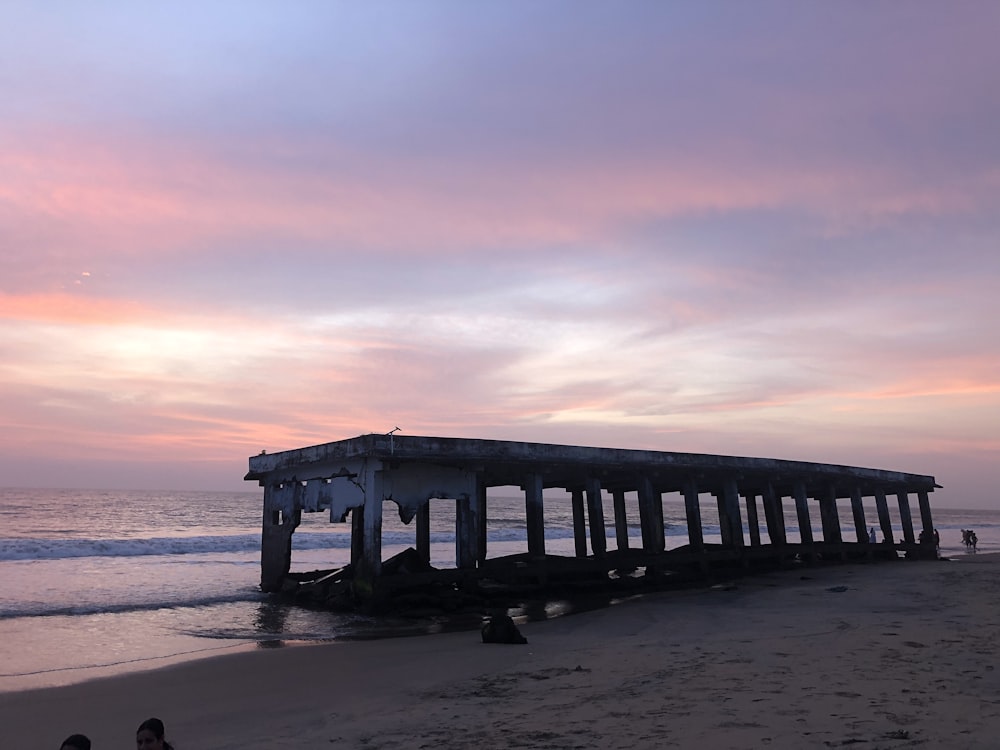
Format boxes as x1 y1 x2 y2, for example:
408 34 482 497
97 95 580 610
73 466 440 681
7 553 1000 749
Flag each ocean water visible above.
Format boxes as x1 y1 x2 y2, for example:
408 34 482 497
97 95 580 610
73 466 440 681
0 486 996 693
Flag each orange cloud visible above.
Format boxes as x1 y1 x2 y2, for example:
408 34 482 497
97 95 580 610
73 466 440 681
0 292 148 325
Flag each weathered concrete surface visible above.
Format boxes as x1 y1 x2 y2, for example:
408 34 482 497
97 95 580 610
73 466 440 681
246 433 939 498
246 434 941 596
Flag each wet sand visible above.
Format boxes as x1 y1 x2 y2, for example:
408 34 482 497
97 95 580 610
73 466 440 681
7 553 1000 749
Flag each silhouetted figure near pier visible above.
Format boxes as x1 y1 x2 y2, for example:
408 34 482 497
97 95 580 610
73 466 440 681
961 529 979 552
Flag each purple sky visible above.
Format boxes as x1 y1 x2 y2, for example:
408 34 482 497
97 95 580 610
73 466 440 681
2 3 998 506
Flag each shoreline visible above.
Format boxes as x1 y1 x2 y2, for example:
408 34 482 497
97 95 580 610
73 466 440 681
6 553 1000 749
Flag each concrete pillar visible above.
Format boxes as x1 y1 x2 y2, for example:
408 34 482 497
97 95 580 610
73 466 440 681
744 491 761 546
571 487 587 557
849 487 867 543
721 478 744 548
874 489 894 544
819 485 842 544
477 480 488 565
683 479 704 549
917 490 935 547
897 492 915 543
637 476 665 553
416 501 430 563
350 503 364 567
762 482 786 546
714 491 732 546
455 492 478 570
524 473 545 557
612 488 629 551
355 462 383 594
260 480 301 593
585 477 607 556
793 481 813 544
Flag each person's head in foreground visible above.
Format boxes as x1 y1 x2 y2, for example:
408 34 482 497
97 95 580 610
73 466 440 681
136 717 174 750
60 734 91 750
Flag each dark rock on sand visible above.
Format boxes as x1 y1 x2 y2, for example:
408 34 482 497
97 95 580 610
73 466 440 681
481 613 528 644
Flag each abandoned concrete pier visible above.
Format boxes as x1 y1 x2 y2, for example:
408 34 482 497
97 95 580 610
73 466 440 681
244 434 940 599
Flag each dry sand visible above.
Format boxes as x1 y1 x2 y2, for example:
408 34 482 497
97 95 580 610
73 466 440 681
6 553 1000 749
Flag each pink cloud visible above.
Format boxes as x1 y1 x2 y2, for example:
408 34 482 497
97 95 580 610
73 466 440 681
4 122 993 288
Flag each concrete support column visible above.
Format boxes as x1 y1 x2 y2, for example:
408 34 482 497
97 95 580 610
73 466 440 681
819 485 842 544
260 481 301 593
415 501 430 564
612 488 629 551
874 489 894 544
918 490 935 547
637 475 665 553
897 492 915 543
683 479 704 549
477 480 488 565
585 478 607 556
350 503 364 567
721 478 745 548
744 491 762 546
455 492 478 570
849 487 867 543
524 473 546 557
714 491 731 546
571 487 587 557
762 482 786 546
356 462 383 593
793 481 813 544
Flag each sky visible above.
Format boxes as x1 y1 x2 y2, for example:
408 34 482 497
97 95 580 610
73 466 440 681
1 2 998 507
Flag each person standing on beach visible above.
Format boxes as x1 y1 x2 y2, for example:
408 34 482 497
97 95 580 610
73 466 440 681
136 717 175 750
60 734 91 750
868 527 877 543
